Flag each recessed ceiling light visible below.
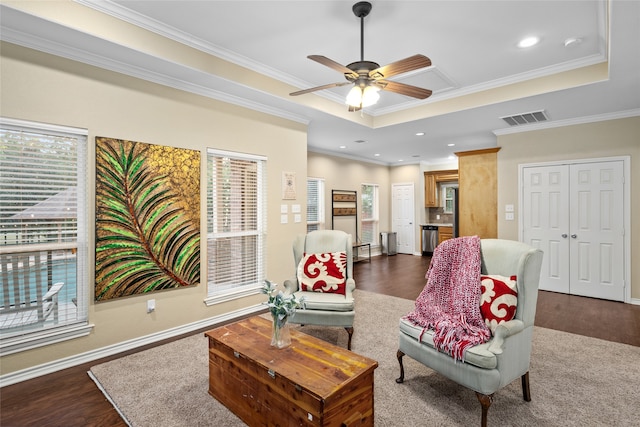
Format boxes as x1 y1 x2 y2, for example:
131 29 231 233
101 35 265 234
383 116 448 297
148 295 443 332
415 132 425 136
564 37 582 47
518 36 539 48
447 143 455 147
339 145 346 149
354 139 366 143
374 153 380 157
411 154 420 158
398 159 404 162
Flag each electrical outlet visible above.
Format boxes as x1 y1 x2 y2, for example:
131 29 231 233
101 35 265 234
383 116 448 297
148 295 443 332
147 299 155 313
505 204 514 212
505 212 515 221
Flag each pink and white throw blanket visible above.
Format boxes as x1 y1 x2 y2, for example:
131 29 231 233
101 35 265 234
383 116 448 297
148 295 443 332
404 235 491 361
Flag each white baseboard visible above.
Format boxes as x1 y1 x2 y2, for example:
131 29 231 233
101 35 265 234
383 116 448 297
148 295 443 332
630 298 640 306
0 304 264 387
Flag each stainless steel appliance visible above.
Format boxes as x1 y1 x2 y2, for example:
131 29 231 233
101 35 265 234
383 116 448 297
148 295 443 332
422 225 438 256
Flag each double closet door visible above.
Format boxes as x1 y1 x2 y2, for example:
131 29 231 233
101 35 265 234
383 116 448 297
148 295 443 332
522 159 626 301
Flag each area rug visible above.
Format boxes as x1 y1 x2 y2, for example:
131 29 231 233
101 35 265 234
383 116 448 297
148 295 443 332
89 290 640 426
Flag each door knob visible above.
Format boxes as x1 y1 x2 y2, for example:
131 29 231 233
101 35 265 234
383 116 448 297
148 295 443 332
561 234 568 238
571 234 577 239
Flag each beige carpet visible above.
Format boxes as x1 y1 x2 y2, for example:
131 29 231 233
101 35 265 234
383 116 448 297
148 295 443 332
89 290 640 426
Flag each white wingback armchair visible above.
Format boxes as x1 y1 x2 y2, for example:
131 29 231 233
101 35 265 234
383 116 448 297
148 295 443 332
396 239 543 427
283 230 356 350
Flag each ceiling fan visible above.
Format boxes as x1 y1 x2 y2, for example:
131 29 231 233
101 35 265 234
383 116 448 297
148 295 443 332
289 1 433 112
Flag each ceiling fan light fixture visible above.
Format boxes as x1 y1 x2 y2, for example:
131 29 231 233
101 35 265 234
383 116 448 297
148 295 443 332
291 1 432 110
346 86 364 107
346 84 380 108
361 85 380 107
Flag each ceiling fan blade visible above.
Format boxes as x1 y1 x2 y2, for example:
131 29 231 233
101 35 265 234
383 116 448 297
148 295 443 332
376 80 433 99
369 54 432 79
308 55 359 79
290 81 351 96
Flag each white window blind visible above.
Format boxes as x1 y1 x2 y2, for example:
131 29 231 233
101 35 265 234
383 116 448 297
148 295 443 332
306 178 324 233
206 149 266 300
0 118 90 355
361 183 379 244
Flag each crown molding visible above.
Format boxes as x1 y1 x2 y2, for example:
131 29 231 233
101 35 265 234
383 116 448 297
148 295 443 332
1 25 310 126
76 0 608 121
75 0 311 90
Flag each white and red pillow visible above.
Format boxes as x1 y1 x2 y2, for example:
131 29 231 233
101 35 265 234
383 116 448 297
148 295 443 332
297 252 347 295
480 275 518 333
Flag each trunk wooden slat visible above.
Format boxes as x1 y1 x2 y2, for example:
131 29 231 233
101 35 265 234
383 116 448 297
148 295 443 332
206 316 378 426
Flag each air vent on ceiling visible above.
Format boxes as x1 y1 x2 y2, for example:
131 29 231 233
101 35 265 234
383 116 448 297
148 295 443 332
501 110 549 126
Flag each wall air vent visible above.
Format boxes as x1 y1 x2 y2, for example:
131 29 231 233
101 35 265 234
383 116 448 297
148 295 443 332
501 110 549 126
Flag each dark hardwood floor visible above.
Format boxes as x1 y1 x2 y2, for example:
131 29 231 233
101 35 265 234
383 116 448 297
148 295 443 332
2 254 639 427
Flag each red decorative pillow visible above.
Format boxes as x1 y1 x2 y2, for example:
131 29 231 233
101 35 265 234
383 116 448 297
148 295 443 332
297 252 347 295
480 275 518 333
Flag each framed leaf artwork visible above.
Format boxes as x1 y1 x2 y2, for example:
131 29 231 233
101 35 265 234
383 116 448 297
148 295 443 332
95 137 201 301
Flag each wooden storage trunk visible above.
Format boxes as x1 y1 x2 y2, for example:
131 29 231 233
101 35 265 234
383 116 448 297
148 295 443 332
206 316 378 426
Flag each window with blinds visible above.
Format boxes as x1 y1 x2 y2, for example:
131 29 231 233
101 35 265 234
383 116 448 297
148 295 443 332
306 178 324 233
0 118 91 355
361 183 379 244
206 149 266 302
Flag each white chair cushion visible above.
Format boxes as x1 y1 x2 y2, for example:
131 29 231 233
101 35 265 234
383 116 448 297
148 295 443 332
399 318 497 369
294 290 354 312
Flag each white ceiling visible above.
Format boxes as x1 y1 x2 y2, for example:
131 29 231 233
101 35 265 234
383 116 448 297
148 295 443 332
1 0 639 165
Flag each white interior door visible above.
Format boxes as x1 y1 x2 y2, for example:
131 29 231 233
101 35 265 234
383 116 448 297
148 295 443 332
522 165 570 293
392 183 415 254
522 160 625 301
569 161 625 300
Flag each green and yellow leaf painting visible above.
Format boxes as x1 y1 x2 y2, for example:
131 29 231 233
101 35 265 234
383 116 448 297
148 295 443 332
95 137 200 301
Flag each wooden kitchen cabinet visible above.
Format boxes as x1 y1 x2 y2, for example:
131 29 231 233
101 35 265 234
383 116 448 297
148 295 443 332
438 226 453 245
424 173 437 207
424 170 458 208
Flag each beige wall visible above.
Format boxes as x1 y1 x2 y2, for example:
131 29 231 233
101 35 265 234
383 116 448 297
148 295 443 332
307 152 392 247
497 116 640 300
307 152 424 254
0 43 308 375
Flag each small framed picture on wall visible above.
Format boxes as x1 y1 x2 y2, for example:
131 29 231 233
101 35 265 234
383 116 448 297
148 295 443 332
282 171 296 200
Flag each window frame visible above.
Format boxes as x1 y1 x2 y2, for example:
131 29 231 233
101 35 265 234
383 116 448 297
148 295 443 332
0 117 93 356
360 183 379 245
441 182 458 213
306 177 325 233
204 148 267 306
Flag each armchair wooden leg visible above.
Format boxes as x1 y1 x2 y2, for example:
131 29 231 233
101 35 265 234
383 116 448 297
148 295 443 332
521 371 531 401
475 392 494 427
395 350 405 383
345 327 354 350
